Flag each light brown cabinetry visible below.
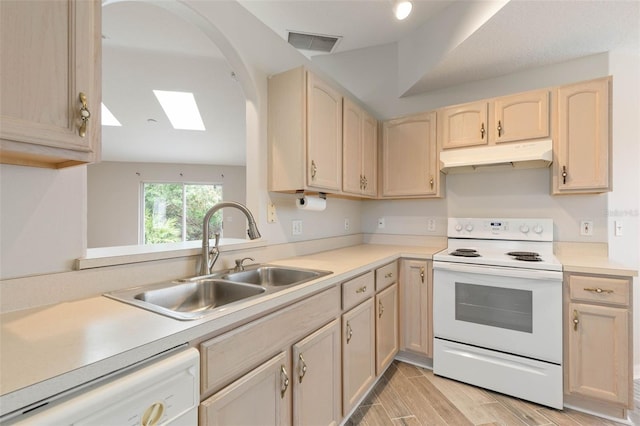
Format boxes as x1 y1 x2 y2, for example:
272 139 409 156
342 298 376 416
553 77 611 194
381 111 440 198
0 0 101 168
343 98 377 197
375 283 398 375
292 319 341 426
268 67 342 193
564 273 633 418
439 90 550 150
399 259 432 357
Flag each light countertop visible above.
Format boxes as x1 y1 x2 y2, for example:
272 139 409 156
1 242 636 417
0 244 440 416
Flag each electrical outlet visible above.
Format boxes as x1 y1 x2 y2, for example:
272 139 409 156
292 220 303 236
427 218 436 232
614 220 623 236
580 220 593 236
378 217 385 229
267 202 277 223
344 218 350 231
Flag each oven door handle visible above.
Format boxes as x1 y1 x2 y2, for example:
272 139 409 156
433 261 562 281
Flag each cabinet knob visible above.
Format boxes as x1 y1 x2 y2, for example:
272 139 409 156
356 286 367 294
573 309 579 331
420 266 425 283
430 176 434 190
310 160 317 180
78 92 91 137
480 123 485 139
346 322 353 344
497 120 503 137
378 300 384 318
562 165 568 185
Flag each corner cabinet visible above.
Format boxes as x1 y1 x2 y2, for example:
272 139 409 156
268 67 342 193
381 111 441 198
564 272 633 419
553 77 611 194
0 0 101 168
343 97 377 197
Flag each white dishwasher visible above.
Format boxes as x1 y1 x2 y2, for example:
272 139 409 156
4 347 199 426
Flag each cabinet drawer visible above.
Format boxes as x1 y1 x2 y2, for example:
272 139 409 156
569 274 630 306
200 286 340 396
375 261 397 291
342 271 374 311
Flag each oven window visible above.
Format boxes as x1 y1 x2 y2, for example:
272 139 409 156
455 282 533 333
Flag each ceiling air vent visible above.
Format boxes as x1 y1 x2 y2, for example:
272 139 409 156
287 31 341 53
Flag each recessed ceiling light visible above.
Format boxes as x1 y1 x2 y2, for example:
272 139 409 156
393 0 412 20
152 90 206 131
101 103 121 126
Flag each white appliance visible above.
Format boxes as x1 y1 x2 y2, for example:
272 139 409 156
433 218 563 409
3 347 199 426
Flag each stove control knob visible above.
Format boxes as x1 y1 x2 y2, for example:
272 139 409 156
455 224 463 232
533 224 544 234
465 224 474 232
520 225 530 234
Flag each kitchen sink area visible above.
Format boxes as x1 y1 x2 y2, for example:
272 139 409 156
104 265 332 320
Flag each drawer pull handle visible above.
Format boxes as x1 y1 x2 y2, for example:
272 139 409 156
298 353 307 383
346 322 353 344
562 165 568 185
78 92 91 137
497 120 503 137
356 286 367 293
280 365 289 398
584 287 614 294
480 123 485 139
573 310 579 331
385 272 393 279
310 160 317 180
420 267 425 283
378 300 384 318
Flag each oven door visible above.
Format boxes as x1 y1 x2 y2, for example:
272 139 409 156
433 261 562 364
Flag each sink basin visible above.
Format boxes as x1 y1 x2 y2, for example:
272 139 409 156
218 265 331 287
105 279 265 320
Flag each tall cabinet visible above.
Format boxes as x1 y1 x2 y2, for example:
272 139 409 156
268 67 342 193
0 0 101 168
399 259 433 357
343 98 377 197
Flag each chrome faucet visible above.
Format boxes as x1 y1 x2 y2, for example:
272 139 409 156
200 201 261 276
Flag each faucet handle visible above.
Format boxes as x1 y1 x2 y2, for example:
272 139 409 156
234 257 255 271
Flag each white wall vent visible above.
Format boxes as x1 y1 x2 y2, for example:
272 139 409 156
287 31 341 53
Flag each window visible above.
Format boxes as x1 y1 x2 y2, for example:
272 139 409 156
142 182 223 244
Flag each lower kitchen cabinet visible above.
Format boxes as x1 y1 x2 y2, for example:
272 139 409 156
292 319 341 426
342 298 376 416
399 259 433 357
375 283 399 375
200 351 291 425
564 272 633 418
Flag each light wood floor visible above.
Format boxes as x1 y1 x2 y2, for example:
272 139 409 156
346 361 640 426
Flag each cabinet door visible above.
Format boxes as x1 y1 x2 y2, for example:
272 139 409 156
567 303 629 406
440 101 488 149
342 298 375 416
376 283 399 375
361 111 378 197
554 78 611 193
492 90 550 143
342 97 363 195
293 319 341 426
307 72 342 191
0 0 101 168
200 351 292 426
399 260 432 357
381 112 438 197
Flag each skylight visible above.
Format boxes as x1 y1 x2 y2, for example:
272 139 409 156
101 103 121 126
153 90 206 131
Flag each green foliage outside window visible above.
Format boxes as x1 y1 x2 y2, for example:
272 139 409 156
143 183 222 244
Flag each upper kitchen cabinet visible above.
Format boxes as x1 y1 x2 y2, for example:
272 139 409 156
268 67 342 193
343 97 377 198
439 89 550 149
381 111 441 198
0 0 101 168
553 77 611 194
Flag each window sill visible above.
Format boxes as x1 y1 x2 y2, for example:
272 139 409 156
76 238 267 270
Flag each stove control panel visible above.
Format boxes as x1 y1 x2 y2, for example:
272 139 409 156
448 218 553 241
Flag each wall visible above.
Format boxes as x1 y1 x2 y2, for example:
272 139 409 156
87 162 246 247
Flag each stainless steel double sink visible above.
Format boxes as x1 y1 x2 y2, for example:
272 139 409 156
105 265 332 320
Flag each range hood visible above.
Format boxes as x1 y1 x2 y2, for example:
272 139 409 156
440 140 553 174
